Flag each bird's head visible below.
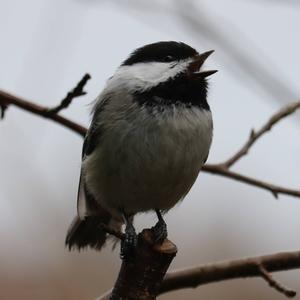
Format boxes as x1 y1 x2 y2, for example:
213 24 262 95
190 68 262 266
107 41 217 94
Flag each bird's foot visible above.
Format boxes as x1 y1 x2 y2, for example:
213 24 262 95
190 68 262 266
151 218 168 244
120 223 137 261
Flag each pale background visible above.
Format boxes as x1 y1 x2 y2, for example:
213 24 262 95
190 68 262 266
1 0 300 299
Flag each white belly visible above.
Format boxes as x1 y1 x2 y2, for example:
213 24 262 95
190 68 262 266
83 105 212 219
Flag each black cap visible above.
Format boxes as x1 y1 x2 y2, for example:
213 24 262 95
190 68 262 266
122 41 198 66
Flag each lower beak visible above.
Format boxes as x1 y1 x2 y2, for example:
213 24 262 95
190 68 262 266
188 50 218 78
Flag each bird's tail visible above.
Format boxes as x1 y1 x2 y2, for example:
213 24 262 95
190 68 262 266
65 212 121 251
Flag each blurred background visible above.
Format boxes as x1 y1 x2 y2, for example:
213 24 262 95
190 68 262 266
1 0 300 299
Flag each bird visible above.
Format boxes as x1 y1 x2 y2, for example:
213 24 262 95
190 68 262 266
65 41 217 259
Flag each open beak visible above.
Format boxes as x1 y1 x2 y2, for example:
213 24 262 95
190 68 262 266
188 50 218 78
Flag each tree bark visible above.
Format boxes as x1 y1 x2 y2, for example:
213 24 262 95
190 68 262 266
110 229 177 300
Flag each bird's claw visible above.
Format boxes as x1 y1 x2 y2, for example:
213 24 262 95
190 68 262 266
120 225 137 261
151 219 168 244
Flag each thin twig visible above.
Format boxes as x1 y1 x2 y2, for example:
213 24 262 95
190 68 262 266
258 264 296 298
203 164 300 199
2 80 300 299
0 102 8 119
47 73 91 114
1 89 300 200
0 90 86 137
223 101 300 168
159 251 300 296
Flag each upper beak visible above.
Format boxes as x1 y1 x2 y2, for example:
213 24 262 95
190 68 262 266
188 50 218 78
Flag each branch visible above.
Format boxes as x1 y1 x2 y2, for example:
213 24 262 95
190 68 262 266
0 90 86 137
1 90 300 200
2 85 300 299
98 229 177 300
258 264 296 298
203 164 300 199
160 251 300 297
47 73 91 114
222 101 300 168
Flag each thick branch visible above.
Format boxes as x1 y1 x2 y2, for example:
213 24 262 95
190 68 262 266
98 229 177 300
222 101 300 168
160 251 300 296
0 90 86 137
2 86 300 299
47 73 91 114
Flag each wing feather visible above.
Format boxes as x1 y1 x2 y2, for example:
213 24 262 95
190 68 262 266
76 96 110 218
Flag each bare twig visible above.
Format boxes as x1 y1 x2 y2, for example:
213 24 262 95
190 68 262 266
203 164 300 199
0 90 86 137
47 73 91 114
1 89 300 200
223 101 300 168
258 264 296 298
159 251 300 296
2 81 300 299
0 102 8 119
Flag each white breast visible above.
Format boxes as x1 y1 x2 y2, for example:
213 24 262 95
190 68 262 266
83 96 213 219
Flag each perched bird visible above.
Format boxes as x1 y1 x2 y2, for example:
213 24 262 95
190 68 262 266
66 41 217 258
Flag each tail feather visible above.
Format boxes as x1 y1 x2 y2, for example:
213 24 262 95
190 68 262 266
66 215 112 250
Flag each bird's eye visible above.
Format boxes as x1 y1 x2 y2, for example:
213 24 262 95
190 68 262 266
164 55 174 62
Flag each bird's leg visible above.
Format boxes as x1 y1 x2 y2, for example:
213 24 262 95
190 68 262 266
120 212 137 261
151 209 168 244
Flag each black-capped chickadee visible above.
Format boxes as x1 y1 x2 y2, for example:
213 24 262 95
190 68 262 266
66 41 217 258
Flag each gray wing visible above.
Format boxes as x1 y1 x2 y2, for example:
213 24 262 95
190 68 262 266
77 96 109 219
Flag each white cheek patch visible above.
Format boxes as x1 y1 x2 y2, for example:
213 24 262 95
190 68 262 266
105 59 192 92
